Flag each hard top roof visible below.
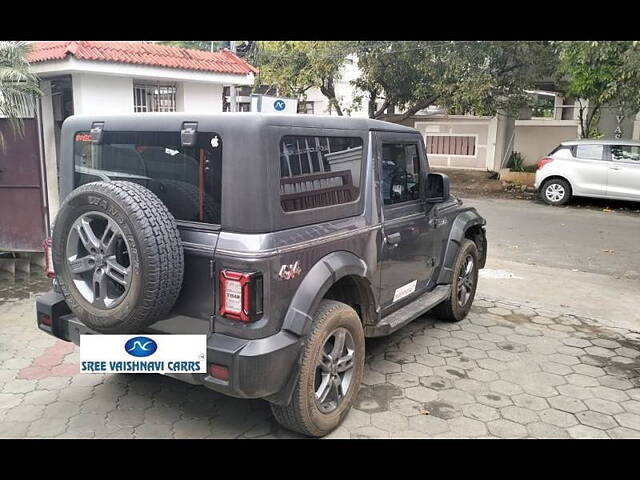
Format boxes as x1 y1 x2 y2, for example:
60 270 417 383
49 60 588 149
63 112 418 134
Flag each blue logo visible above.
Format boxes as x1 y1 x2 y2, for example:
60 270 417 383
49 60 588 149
274 99 286 111
124 337 157 357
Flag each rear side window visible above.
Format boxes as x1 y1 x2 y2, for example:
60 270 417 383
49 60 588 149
611 145 640 163
279 135 363 212
74 131 222 225
574 144 604 161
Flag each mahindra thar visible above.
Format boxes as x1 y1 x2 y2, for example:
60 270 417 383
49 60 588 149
36 113 487 437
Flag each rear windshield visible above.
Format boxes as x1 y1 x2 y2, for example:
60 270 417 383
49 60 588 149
74 131 222 225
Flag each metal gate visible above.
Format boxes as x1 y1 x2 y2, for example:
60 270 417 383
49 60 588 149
0 118 48 252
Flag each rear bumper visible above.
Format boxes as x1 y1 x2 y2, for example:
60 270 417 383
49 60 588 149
35 291 301 401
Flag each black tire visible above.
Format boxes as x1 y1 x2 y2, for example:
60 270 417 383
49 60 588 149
434 239 479 322
51 181 184 333
540 178 571 206
270 300 365 437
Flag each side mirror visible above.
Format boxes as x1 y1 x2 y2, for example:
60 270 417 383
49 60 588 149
424 172 450 203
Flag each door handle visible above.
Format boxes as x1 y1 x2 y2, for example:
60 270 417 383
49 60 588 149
385 233 401 246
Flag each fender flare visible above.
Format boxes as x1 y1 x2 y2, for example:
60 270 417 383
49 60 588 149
281 250 370 338
436 210 486 285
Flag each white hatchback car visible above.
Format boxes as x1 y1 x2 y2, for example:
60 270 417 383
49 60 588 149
535 139 640 206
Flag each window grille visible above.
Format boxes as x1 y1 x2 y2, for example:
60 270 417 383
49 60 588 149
133 82 177 112
426 135 476 156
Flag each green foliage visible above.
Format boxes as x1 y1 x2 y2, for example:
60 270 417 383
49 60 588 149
0 41 42 149
255 41 353 115
557 41 640 138
156 41 225 52
355 41 558 120
507 151 526 172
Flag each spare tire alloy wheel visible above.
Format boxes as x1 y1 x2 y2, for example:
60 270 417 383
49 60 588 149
52 181 184 333
66 212 132 309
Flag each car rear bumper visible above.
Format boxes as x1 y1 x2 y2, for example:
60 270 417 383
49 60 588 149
35 291 301 401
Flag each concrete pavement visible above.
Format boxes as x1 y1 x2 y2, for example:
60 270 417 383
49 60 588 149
1 291 639 439
464 197 640 332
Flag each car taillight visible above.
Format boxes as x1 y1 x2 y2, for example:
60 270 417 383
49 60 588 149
537 157 554 170
219 270 263 323
43 238 56 279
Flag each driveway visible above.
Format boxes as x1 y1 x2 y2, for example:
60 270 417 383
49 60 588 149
1 195 639 439
464 197 640 332
1 287 639 439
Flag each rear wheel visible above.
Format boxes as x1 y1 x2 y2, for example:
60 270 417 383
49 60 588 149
541 178 571 206
270 300 365 437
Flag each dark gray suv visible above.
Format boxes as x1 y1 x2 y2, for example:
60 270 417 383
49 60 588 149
36 113 487 437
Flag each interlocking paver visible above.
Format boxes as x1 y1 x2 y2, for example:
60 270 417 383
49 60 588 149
548 396 587 414
2 287 640 439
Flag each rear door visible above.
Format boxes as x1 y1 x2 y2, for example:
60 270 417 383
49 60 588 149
606 144 640 200
376 131 435 312
72 128 223 330
569 144 608 196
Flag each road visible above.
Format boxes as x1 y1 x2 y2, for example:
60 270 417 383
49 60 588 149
463 197 640 331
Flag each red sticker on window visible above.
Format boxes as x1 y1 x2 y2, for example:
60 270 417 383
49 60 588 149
75 133 92 142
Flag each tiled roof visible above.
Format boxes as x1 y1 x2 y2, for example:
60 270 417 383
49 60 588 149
27 41 257 75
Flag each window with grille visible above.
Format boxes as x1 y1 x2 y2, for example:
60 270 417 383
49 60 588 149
426 135 476 156
298 101 315 114
133 82 177 112
279 135 363 212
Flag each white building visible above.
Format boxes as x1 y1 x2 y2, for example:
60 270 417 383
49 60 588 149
0 41 256 252
29 41 256 227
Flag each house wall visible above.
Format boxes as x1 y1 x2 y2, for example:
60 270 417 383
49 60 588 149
513 121 580 166
414 117 493 170
177 82 224 113
72 73 134 114
597 106 637 140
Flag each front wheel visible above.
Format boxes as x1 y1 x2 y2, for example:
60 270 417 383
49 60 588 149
270 300 365 437
434 239 479 322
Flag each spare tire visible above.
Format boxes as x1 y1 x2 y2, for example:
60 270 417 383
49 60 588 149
51 181 184 333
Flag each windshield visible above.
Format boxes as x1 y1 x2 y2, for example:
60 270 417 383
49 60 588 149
74 131 222 225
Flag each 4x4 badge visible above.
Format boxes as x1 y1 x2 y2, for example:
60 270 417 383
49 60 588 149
279 261 302 280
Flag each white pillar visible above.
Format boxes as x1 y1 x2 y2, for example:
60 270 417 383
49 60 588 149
39 80 60 225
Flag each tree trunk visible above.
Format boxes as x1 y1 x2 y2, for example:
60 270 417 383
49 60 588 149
396 96 439 122
320 78 343 116
367 88 378 118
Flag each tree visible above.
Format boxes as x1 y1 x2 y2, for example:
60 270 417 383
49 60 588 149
156 41 225 52
557 41 640 138
355 41 558 121
0 41 42 149
254 41 353 115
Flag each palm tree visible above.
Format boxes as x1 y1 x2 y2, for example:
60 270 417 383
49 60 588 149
0 41 42 149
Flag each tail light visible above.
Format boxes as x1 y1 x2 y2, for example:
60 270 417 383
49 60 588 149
219 270 263 323
43 238 56 279
537 157 554 170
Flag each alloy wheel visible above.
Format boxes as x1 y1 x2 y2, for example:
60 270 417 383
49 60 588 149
65 211 132 309
456 254 475 307
314 327 356 414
